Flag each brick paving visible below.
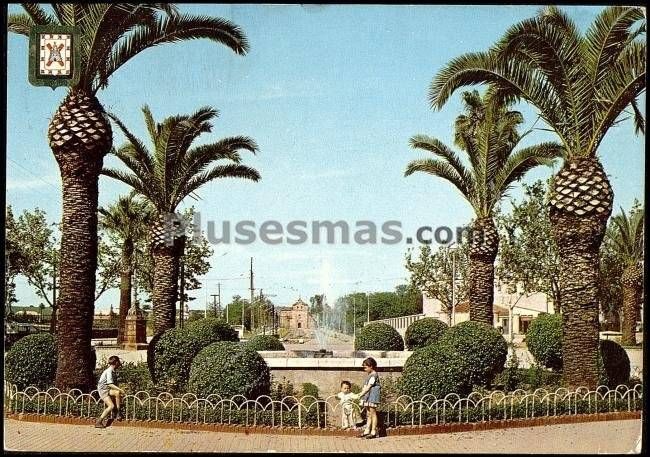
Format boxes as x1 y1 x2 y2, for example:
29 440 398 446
4 418 641 453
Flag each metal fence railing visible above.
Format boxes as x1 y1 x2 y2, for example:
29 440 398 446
4 381 642 428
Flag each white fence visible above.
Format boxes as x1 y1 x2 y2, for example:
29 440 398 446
364 314 426 336
4 381 642 428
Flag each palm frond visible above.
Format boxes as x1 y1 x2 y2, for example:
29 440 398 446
630 98 645 135
492 142 564 208
104 14 249 84
429 52 570 149
178 164 261 208
21 3 55 25
106 112 155 177
409 134 474 194
7 13 34 36
404 158 471 203
101 167 157 206
51 3 75 26
584 6 645 88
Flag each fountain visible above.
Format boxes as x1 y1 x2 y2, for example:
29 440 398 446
312 316 333 358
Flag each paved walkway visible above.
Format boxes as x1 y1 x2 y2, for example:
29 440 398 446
4 418 642 453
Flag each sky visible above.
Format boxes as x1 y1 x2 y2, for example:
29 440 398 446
6 4 645 312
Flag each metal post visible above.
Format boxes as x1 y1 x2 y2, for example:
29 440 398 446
451 249 456 326
367 292 370 323
179 261 185 328
353 296 356 339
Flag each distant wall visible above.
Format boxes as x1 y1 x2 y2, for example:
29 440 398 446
270 367 402 395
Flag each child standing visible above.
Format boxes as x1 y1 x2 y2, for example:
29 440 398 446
358 357 380 439
95 355 126 428
336 380 360 429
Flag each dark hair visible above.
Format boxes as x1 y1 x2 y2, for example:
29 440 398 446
341 380 351 388
108 356 121 366
362 357 377 369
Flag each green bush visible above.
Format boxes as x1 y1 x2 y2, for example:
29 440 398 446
438 321 508 388
302 382 320 398
246 334 285 351
526 313 563 371
599 340 630 388
404 318 448 350
5 333 57 389
188 341 271 399
354 322 404 351
151 319 239 392
399 343 473 398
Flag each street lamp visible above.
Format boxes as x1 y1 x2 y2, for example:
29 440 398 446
448 242 460 326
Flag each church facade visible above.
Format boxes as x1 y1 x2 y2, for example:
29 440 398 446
278 298 316 330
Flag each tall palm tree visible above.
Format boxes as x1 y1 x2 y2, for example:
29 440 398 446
9 4 250 391
103 105 260 335
428 5 645 388
98 195 153 345
405 90 562 324
605 207 644 346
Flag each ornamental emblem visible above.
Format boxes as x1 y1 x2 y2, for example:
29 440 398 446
29 26 80 88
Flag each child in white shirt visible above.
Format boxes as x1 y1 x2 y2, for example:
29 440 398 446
336 380 360 429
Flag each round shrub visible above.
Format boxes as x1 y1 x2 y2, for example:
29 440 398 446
599 340 630 388
188 341 271 398
152 319 239 392
438 321 508 388
400 343 472 398
246 334 285 351
526 313 563 371
404 318 448 350
354 322 404 351
5 333 57 389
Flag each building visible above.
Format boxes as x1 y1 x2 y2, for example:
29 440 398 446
423 283 554 339
278 298 316 332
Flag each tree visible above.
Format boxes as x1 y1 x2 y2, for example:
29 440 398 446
135 208 213 310
405 243 469 323
9 3 251 390
99 195 153 344
5 206 59 331
103 106 260 335
495 180 561 313
405 90 562 324
429 5 645 387
603 204 644 345
333 285 423 334
225 295 252 330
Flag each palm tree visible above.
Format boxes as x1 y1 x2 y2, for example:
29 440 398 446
428 5 645 388
9 4 250 390
605 206 644 346
98 195 153 346
405 90 562 324
103 105 260 335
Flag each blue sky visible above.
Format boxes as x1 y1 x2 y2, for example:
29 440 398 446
6 5 645 311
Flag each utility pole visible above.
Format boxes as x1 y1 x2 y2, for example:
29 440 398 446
211 294 219 318
451 248 456 326
217 283 221 317
179 261 185 328
247 257 253 333
51 263 57 334
367 292 370 323
353 296 356 340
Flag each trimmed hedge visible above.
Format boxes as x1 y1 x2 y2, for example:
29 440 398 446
599 340 631 388
400 343 472 398
525 314 631 387
354 322 404 351
5 333 57 389
438 321 508 388
404 318 448 350
151 319 239 392
246 335 285 351
526 313 563 371
188 341 271 398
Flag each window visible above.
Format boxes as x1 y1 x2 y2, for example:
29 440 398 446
298 322 302 328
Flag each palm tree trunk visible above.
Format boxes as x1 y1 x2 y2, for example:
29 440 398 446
549 158 613 389
117 241 134 346
620 264 642 346
152 248 180 335
468 217 498 324
49 90 112 391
